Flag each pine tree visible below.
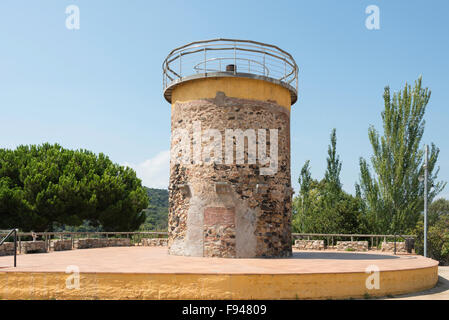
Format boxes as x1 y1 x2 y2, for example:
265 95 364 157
0 143 149 231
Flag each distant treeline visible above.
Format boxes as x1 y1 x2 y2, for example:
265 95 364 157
140 187 168 231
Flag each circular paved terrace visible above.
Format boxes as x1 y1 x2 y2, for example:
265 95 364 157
0 247 438 299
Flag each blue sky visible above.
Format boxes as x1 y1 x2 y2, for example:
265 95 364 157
0 0 448 198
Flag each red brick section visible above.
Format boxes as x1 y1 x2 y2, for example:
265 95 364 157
204 207 235 226
204 207 236 258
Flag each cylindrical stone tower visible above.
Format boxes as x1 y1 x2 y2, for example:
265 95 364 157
163 39 298 258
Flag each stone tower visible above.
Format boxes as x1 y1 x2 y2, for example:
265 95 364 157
163 39 298 258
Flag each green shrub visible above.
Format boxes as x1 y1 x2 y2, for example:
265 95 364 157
414 215 449 265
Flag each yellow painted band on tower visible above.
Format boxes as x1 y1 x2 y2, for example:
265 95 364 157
171 77 292 110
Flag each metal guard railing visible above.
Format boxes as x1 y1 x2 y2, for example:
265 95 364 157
162 38 299 93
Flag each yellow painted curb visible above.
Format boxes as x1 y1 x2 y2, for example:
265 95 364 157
0 266 438 300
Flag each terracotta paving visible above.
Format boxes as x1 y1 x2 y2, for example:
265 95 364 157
0 247 437 274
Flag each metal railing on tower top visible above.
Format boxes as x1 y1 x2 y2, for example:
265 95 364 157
162 38 299 95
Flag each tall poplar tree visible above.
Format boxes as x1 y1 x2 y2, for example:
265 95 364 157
357 77 446 234
324 128 342 191
293 129 362 234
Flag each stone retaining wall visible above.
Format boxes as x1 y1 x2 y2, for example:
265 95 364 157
74 238 131 249
0 242 15 256
294 240 325 250
106 238 131 247
74 239 100 249
381 241 407 253
141 238 168 247
20 241 46 254
50 240 72 252
336 241 368 252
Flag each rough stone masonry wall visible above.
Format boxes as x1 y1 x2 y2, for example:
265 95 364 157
169 92 292 258
381 241 407 253
105 238 131 247
294 240 325 250
73 238 131 249
49 240 73 252
0 242 15 256
20 241 46 254
141 238 168 246
336 241 369 252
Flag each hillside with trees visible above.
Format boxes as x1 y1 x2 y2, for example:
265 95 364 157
139 187 169 231
53 187 169 232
